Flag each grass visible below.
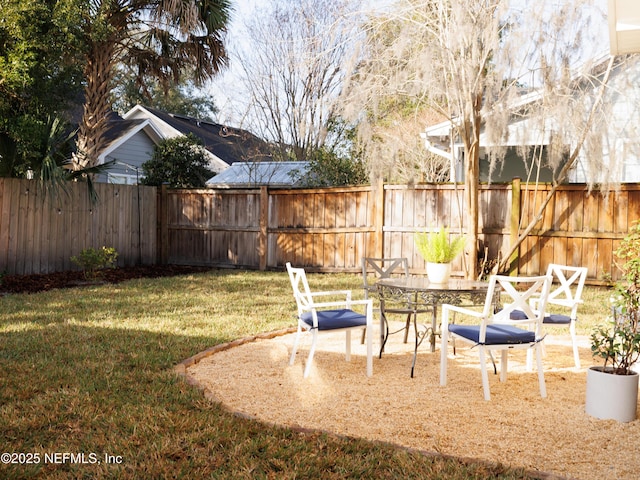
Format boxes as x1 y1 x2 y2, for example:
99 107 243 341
0 269 612 479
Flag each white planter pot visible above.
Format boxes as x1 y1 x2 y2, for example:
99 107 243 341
585 366 639 422
427 262 451 284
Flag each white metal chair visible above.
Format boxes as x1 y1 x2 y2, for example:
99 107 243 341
361 257 412 346
440 274 552 401
539 264 588 369
286 262 373 378
510 264 587 369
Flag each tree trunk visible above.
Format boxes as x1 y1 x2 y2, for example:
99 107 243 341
75 43 115 169
461 93 482 280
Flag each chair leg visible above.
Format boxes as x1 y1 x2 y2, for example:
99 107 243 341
479 347 491 401
303 329 319 378
570 320 581 369
536 344 547 398
365 325 373 377
403 313 411 343
500 350 508 383
289 325 302 366
439 329 448 386
345 330 352 362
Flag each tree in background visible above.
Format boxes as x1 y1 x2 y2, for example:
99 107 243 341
111 72 219 122
228 0 362 164
141 134 214 188
74 0 231 170
298 119 368 187
339 12 450 184
0 0 84 177
344 0 612 279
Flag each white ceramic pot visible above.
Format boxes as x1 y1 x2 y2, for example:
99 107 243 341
426 262 451 284
585 366 639 422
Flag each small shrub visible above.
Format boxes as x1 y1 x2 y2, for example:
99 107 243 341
590 220 640 375
71 247 118 279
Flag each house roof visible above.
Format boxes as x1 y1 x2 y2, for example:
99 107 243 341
123 106 272 167
206 161 310 188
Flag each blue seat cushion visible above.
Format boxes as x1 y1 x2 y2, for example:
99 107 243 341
301 309 367 330
448 323 536 345
543 313 571 324
510 309 571 324
509 309 529 320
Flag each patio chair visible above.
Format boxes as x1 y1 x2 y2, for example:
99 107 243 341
510 264 588 369
439 274 552 401
286 262 373 378
361 257 412 346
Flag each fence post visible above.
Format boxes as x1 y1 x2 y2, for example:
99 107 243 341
374 178 384 258
509 177 521 275
158 184 169 264
259 186 268 270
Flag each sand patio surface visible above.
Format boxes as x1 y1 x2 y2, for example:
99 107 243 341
181 324 640 480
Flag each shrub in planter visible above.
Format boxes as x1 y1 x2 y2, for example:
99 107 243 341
586 220 640 421
414 227 465 283
414 226 465 264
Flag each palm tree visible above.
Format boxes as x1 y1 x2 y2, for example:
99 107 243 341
74 0 231 169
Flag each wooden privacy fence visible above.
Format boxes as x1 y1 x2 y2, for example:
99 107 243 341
2 177 639 281
0 178 156 274
159 181 640 283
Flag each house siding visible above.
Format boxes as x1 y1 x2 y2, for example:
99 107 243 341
573 58 640 183
98 131 156 183
426 57 640 185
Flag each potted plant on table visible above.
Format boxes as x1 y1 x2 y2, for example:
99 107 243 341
414 226 465 284
586 220 640 422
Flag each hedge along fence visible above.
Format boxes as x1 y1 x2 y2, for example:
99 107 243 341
1 177 638 281
0 178 157 275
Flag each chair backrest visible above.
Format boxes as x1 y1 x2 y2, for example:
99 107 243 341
489 274 553 331
544 264 588 314
286 262 313 314
361 257 409 298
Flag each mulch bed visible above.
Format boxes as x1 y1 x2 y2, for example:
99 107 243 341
0 265 213 295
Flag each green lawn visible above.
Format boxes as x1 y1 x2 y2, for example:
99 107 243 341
0 269 612 479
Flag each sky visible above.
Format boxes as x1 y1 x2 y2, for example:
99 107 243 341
206 0 612 131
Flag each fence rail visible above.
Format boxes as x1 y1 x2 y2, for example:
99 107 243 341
1 178 639 282
159 181 640 283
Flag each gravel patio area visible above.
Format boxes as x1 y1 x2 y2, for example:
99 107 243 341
181 323 640 480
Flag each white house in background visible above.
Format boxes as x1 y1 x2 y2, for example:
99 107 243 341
206 161 311 188
95 105 272 184
608 0 640 55
422 55 640 184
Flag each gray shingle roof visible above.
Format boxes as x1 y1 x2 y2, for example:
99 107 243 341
142 107 273 165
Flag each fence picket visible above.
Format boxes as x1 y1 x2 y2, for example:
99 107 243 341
0 178 638 282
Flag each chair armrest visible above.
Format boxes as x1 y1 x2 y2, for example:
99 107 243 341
441 304 484 326
311 298 372 310
546 298 583 308
310 298 373 308
310 290 352 299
